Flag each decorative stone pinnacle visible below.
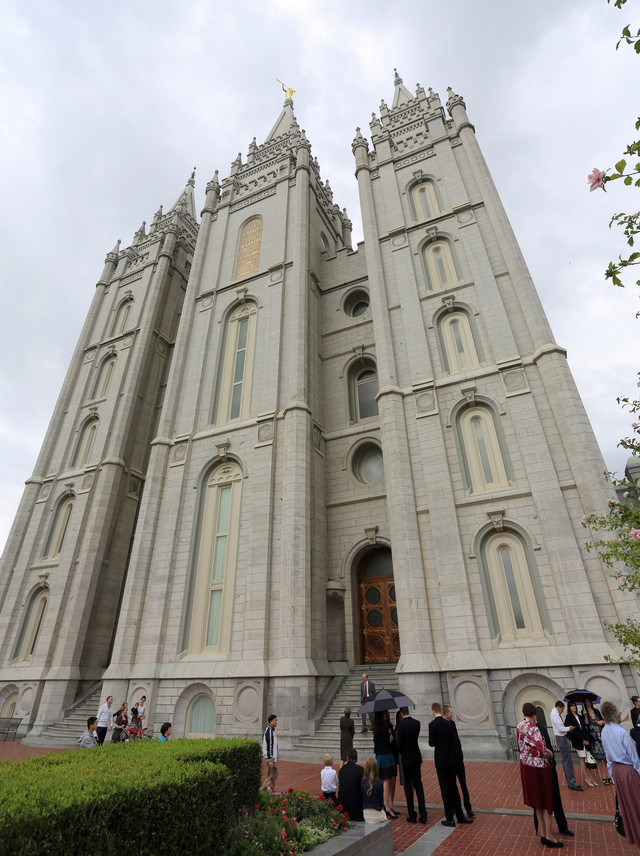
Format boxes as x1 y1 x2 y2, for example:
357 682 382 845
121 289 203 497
188 168 196 185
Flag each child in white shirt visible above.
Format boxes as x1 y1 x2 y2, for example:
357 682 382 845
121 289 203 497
320 753 338 805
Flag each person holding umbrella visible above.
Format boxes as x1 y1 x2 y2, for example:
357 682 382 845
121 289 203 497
565 701 598 788
358 687 415 820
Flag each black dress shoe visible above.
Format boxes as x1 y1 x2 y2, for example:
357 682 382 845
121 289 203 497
441 820 456 827
541 838 564 848
559 830 574 837
406 817 417 824
569 785 583 791
419 817 427 824
466 810 475 818
458 817 473 824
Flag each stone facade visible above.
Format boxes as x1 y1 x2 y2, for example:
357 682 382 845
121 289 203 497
0 73 637 753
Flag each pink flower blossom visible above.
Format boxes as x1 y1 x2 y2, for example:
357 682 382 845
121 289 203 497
605 562 611 568
621 576 627 584
632 423 638 429
629 528 640 541
624 492 630 498
581 515 587 523
588 168 605 191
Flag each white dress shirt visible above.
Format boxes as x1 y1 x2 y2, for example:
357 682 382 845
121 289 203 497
550 706 571 737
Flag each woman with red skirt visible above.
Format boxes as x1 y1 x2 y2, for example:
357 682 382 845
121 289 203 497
517 702 562 848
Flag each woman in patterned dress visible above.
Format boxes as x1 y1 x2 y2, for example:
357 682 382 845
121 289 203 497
583 697 610 784
517 702 562 848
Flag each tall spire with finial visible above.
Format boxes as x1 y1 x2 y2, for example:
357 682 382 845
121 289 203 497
391 68 415 108
167 168 198 221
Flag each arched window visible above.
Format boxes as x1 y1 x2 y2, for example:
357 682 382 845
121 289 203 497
186 694 216 737
71 418 98 468
41 496 74 559
481 531 546 643
90 355 116 399
234 217 262 279
411 180 440 221
0 692 18 718
347 358 379 422
355 369 379 419
459 406 509 492
188 462 242 654
440 312 480 373
12 588 49 661
424 240 458 291
216 303 258 423
109 297 133 337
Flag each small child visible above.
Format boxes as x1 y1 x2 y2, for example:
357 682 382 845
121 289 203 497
320 753 338 805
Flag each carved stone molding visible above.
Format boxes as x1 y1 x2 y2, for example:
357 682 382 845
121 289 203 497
234 680 263 727
216 441 230 461
487 509 505 531
364 525 379 545
461 385 476 405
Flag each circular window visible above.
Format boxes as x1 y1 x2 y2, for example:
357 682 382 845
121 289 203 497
366 587 381 604
344 289 370 318
367 609 383 627
351 442 383 485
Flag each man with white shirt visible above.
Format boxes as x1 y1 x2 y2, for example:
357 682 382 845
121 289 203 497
550 701 582 791
95 695 114 745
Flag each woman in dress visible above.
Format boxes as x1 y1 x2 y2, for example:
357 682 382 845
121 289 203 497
564 701 598 788
339 707 355 769
517 702 562 848
601 700 640 852
372 710 399 819
360 756 388 823
111 702 128 743
583 697 609 784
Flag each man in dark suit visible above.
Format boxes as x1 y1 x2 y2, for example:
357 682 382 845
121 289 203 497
428 702 473 828
337 747 364 821
444 705 474 818
395 706 427 824
360 672 376 732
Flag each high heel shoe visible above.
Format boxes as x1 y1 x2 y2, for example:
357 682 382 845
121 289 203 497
385 810 396 820
541 837 564 848
586 779 597 788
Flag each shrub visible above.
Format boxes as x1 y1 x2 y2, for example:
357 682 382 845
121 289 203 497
0 738 263 855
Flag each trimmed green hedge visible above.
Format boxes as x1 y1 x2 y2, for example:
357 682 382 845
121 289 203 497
0 738 262 856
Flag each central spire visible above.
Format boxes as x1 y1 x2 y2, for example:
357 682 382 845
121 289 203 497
264 98 298 143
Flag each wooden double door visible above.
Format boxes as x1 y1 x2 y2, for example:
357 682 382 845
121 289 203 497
358 549 400 664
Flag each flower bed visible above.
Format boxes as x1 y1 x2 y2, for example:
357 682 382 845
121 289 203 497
229 788 352 855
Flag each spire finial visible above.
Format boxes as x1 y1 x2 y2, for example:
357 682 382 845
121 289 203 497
188 167 196 186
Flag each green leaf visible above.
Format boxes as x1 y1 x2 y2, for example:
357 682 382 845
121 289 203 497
616 159 627 173
623 25 631 37
625 175 633 185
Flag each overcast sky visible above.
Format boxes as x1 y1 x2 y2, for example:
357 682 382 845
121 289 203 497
1 0 638 553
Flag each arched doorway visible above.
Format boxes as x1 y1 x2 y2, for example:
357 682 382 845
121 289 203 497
358 547 400 663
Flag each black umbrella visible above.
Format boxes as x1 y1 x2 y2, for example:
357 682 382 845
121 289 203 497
357 688 415 715
563 689 601 705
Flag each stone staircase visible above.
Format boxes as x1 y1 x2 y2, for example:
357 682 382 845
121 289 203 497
291 664 401 762
23 684 104 747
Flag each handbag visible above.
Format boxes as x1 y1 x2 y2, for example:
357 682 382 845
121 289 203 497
585 750 597 769
614 795 625 837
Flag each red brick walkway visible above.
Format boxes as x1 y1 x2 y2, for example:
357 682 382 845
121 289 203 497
274 759 636 854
